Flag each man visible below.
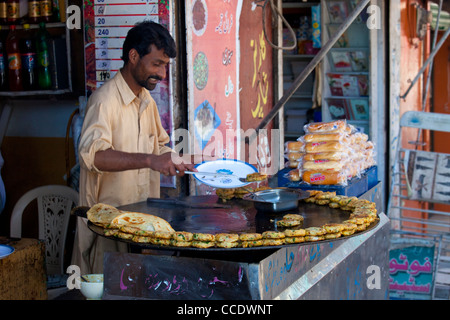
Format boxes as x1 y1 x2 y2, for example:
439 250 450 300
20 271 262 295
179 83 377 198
72 21 196 274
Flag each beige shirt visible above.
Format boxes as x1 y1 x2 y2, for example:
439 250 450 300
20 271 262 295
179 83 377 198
78 70 173 207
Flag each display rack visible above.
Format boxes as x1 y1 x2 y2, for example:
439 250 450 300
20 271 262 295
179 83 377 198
281 1 321 140
319 0 386 209
0 21 72 96
321 0 371 135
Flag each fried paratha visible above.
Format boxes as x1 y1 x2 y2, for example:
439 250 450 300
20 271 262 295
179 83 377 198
110 211 175 233
86 203 124 227
87 203 174 233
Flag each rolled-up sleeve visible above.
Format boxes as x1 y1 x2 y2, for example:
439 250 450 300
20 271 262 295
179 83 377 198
158 130 174 155
147 98 173 156
78 102 113 174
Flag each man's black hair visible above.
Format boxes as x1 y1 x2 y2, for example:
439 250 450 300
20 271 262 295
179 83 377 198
121 21 176 63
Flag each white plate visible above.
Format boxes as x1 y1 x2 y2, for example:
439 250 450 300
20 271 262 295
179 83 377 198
0 244 14 259
194 159 257 188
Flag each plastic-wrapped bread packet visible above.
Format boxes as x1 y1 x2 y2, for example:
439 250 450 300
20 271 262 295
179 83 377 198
362 146 376 171
303 151 349 161
303 120 348 134
284 140 305 169
346 123 357 134
287 168 301 182
286 151 304 169
350 136 369 155
364 156 376 171
359 140 375 172
287 151 303 162
286 161 301 169
302 132 348 143
302 169 348 186
286 120 376 185
364 141 375 156
365 140 374 149
350 132 369 144
302 159 347 172
350 141 368 178
305 140 347 153
285 141 305 152
346 158 364 179
302 142 351 172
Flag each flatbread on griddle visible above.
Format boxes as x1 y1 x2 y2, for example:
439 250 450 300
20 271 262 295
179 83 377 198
87 203 174 233
87 203 124 227
110 211 175 233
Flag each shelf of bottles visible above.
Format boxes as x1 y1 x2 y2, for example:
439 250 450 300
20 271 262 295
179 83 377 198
0 0 72 96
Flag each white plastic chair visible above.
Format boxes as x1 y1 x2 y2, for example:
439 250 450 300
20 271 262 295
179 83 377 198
10 185 79 276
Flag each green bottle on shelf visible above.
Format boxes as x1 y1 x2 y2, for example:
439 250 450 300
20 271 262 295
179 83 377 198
36 21 51 90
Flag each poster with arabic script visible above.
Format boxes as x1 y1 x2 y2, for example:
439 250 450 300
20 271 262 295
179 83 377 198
238 0 275 176
186 0 243 162
83 0 175 187
389 243 434 300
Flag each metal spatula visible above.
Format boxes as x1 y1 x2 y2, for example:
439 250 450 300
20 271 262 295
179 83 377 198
183 171 248 183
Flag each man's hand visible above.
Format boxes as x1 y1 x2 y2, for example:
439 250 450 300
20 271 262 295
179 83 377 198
149 152 197 176
94 149 202 176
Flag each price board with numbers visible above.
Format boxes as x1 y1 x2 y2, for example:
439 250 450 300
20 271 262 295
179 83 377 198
83 0 176 187
84 0 167 93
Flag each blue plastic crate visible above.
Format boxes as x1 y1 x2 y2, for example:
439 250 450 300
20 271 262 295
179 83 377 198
277 166 378 198
366 165 378 189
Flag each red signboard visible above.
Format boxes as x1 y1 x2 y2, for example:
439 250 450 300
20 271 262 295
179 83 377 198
186 0 242 160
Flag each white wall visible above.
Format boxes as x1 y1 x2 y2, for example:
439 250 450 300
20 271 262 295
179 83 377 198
2 99 79 138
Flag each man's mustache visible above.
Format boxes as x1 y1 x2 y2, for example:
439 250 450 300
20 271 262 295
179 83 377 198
147 75 163 81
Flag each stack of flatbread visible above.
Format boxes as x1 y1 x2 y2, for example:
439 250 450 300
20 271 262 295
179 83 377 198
87 203 175 242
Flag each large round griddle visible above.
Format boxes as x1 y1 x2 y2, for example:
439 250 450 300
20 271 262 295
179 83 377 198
86 195 379 252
